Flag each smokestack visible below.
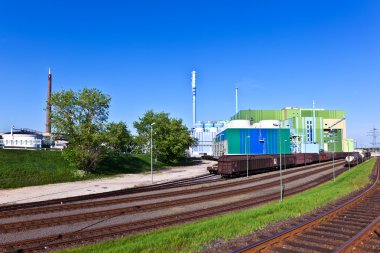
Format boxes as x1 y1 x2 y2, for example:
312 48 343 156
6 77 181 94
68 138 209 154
191 70 196 126
45 68 52 135
235 87 238 114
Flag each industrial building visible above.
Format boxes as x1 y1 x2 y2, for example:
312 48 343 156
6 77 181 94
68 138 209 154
214 120 290 157
187 70 354 157
0 128 43 149
191 120 225 156
214 106 354 156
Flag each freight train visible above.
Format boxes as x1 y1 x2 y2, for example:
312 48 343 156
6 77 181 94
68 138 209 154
345 150 371 167
208 152 368 178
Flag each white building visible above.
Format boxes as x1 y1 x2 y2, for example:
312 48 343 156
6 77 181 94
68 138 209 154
190 121 225 157
0 128 43 149
51 140 68 150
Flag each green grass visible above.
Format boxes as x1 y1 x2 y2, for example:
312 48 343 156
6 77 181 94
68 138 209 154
96 153 167 175
58 158 376 253
0 149 167 189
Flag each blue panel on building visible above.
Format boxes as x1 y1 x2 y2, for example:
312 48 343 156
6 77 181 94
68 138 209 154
216 128 291 155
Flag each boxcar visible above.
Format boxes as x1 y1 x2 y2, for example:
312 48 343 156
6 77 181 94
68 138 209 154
293 153 318 166
216 152 350 178
217 155 276 177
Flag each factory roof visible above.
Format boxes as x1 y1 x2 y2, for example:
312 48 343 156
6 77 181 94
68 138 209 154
3 129 40 135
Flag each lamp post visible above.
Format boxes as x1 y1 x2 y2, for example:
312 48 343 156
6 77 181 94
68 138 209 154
246 135 250 177
304 130 307 166
284 140 287 171
331 131 336 181
273 122 283 201
150 122 156 184
220 133 225 157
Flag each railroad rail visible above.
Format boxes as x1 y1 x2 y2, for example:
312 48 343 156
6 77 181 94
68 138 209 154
0 173 221 212
0 162 349 252
0 162 345 233
0 160 343 219
233 158 380 253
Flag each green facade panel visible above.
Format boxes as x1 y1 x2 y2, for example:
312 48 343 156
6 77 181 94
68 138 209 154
346 138 354 152
301 110 345 119
232 109 346 122
225 129 240 154
231 110 284 122
326 129 343 152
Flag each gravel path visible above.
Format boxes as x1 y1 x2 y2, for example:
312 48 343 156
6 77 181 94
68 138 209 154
0 160 216 205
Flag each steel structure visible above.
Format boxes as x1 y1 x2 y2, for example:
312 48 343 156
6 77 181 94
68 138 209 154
367 127 379 149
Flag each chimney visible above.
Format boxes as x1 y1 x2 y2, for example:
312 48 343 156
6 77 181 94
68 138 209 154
45 68 52 135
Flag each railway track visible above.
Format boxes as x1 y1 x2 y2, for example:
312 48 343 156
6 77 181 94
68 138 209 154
0 160 344 220
0 162 345 233
0 162 350 252
0 160 344 214
0 173 221 212
233 158 380 253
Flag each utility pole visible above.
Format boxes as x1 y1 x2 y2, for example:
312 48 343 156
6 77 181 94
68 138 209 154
367 127 379 150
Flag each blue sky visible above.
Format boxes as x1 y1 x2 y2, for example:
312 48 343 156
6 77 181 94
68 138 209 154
0 0 379 146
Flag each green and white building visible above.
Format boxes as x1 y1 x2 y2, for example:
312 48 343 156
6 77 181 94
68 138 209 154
215 107 354 156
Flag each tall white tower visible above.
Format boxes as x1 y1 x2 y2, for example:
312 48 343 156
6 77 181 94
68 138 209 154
235 87 238 114
192 71 196 126
312 100 316 143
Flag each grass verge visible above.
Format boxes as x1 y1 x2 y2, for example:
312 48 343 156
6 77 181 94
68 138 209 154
0 149 167 189
58 158 376 253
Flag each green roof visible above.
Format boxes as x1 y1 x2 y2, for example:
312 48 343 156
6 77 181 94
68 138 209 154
231 108 345 123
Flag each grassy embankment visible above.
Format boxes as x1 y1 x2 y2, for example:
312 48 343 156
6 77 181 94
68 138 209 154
59 158 376 253
0 149 167 189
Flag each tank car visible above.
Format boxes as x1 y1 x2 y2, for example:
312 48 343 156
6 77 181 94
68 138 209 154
362 150 371 160
345 152 362 167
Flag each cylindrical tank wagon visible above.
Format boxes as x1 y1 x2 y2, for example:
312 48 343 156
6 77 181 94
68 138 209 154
344 150 371 167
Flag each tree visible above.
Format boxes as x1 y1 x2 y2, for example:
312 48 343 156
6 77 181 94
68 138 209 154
50 88 111 171
133 110 196 163
104 121 134 153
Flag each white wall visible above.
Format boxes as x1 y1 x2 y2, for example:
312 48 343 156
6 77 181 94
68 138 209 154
1 134 42 149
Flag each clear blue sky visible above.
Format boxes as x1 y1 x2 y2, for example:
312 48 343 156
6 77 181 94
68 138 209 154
0 0 379 146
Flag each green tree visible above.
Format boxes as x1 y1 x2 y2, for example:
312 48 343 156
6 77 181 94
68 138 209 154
104 121 134 153
133 110 196 163
50 88 111 171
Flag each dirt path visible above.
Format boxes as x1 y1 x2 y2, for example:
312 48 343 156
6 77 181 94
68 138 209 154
0 160 216 205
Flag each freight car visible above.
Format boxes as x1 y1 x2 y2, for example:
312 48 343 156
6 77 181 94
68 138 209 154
344 150 371 167
345 152 362 167
207 164 218 174
216 152 349 178
217 155 276 177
